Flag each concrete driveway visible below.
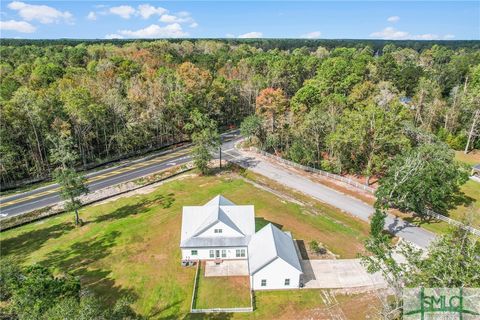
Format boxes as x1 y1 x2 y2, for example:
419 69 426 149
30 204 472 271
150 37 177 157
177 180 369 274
204 260 249 277
301 259 387 289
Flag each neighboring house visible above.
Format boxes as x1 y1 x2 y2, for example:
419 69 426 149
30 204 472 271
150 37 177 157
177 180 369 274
472 164 480 176
180 195 303 290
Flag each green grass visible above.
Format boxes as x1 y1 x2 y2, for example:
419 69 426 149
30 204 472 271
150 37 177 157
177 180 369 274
0 172 372 318
193 262 251 310
449 179 480 227
401 179 480 235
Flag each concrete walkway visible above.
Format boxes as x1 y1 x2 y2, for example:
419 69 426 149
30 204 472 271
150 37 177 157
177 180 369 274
301 259 386 289
222 146 436 249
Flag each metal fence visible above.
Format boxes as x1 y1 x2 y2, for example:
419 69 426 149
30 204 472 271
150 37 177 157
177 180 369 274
251 147 480 238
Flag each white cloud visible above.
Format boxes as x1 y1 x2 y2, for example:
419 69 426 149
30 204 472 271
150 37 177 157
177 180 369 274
159 11 196 26
117 23 187 38
87 11 97 21
238 31 263 38
301 31 321 39
225 33 235 38
159 14 178 23
387 16 400 23
8 1 73 24
105 33 124 39
370 27 409 39
0 19 35 33
137 4 167 19
109 5 136 19
370 27 454 40
413 33 439 40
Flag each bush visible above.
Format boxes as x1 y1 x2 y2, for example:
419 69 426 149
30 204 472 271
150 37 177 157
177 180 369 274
309 240 327 255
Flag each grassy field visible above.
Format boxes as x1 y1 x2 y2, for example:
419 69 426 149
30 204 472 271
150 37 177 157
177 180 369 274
455 150 480 166
193 262 251 310
0 171 373 318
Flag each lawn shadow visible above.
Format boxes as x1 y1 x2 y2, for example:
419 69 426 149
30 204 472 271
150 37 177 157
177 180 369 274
295 240 309 260
40 230 138 306
183 312 233 320
255 217 283 232
145 300 184 319
444 191 475 213
0 222 74 263
95 192 175 222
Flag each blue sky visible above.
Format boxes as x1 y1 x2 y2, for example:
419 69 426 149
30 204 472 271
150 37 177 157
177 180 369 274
0 1 479 40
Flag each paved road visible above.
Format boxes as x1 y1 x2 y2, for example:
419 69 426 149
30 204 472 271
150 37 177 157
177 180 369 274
0 131 240 218
221 147 436 249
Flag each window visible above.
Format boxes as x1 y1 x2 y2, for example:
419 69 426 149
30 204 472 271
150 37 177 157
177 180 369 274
236 249 246 258
191 250 198 256
209 250 214 258
284 279 290 286
214 229 223 234
261 279 267 287
221 249 226 258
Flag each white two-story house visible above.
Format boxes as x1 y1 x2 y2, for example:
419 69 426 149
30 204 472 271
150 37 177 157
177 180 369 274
180 195 303 290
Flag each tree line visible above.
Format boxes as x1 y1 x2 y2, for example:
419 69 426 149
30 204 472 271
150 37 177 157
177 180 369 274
1 40 479 187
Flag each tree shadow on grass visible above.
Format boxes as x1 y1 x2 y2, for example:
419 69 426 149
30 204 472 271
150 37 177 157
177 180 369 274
0 222 74 263
443 191 474 214
95 192 175 223
40 230 138 306
255 217 283 232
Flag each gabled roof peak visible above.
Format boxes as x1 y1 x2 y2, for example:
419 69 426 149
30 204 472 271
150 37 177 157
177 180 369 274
204 195 235 207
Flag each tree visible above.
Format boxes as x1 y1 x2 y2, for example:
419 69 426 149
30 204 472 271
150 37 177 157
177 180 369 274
375 142 469 215
49 130 88 226
240 114 263 145
362 221 480 318
54 167 88 226
255 88 289 133
327 103 411 184
185 109 220 175
0 260 140 320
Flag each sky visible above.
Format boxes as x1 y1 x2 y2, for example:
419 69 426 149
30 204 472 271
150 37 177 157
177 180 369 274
0 1 479 40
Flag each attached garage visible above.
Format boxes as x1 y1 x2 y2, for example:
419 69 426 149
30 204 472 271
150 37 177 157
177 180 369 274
248 223 303 290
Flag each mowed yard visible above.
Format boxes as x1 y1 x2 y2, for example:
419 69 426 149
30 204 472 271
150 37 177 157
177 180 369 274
0 172 374 319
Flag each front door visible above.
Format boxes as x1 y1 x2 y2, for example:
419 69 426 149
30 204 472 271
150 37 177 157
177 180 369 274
215 250 220 258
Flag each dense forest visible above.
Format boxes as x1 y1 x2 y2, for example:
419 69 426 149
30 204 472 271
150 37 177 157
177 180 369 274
1 39 479 186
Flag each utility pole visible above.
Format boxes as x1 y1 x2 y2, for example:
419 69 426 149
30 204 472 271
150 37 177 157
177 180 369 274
464 109 479 154
219 145 222 169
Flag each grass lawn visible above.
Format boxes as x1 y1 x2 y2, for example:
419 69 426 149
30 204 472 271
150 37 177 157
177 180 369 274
193 262 251 310
455 150 480 166
394 179 480 235
0 171 373 318
449 179 480 226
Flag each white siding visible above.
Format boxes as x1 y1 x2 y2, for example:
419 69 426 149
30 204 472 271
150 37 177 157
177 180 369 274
181 247 247 261
197 221 243 238
251 258 302 290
